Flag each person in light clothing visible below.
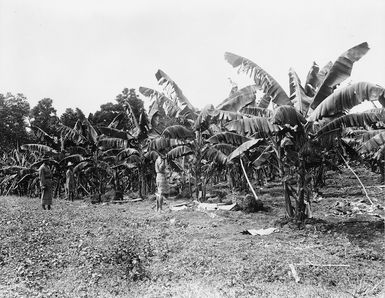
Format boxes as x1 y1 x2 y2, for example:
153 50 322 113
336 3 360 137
65 162 75 201
155 151 169 212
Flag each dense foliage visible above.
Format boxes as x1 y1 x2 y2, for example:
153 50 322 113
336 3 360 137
1 43 384 222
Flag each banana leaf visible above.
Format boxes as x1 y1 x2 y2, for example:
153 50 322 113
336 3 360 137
58 123 87 144
360 131 385 154
252 145 274 168
167 145 193 159
226 117 276 137
208 132 250 146
316 112 385 138
212 143 236 155
240 106 273 117
117 148 140 160
21 144 58 154
310 42 370 109
289 68 312 116
304 62 320 97
162 125 195 139
203 148 228 165
148 138 185 151
216 85 258 112
224 52 291 106
228 138 264 161
99 126 132 140
272 105 306 127
309 82 385 121
155 69 197 116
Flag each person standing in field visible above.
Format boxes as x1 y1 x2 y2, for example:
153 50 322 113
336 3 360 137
65 162 75 201
38 161 53 210
155 151 169 212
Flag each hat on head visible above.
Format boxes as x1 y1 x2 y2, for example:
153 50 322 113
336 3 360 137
67 162 73 166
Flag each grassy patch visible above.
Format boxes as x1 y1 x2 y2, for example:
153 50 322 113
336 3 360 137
0 167 384 297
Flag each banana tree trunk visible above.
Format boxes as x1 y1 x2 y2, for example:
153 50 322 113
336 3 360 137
277 147 294 218
296 156 307 221
201 177 207 202
138 167 145 198
195 131 202 201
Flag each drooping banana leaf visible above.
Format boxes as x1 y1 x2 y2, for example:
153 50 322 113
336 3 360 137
363 108 385 117
58 123 87 144
21 144 58 154
226 117 276 137
216 85 258 112
117 148 140 160
316 112 385 137
139 86 167 101
162 125 195 139
84 119 99 144
112 162 137 170
108 113 126 128
30 125 56 144
304 62 320 97
271 105 307 127
224 52 292 106
203 147 228 165
310 42 370 109
167 145 193 159
208 132 250 146
17 173 37 185
194 104 215 131
361 129 385 143
252 145 275 168
139 86 177 124
212 143 236 155
98 126 132 140
0 166 30 174
0 174 17 187
240 106 273 117
215 110 245 122
155 69 197 116
73 160 92 173
308 82 385 121
360 131 385 154
256 93 272 109
148 138 185 151
98 136 128 149
228 138 265 161
289 68 312 116
317 61 333 85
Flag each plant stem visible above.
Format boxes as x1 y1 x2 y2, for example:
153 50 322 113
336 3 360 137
239 158 259 202
340 154 374 205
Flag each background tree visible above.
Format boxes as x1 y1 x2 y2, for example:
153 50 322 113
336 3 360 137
116 88 145 129
30 98 58 135
89 102 125 127
60 108 78 128
0 93 31 153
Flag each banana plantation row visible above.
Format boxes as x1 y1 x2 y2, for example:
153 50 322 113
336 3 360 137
1 42 384 221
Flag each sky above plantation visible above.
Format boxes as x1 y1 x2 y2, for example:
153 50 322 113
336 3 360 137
0 0 384 116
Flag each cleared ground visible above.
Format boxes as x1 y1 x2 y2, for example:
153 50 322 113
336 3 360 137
0 167 384 297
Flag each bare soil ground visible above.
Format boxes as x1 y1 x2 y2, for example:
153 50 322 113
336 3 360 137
0 167 384 297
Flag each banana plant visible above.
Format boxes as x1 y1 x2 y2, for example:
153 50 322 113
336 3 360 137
222 42 384 220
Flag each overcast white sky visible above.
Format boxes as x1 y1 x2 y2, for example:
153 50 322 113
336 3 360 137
1 0 384 115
